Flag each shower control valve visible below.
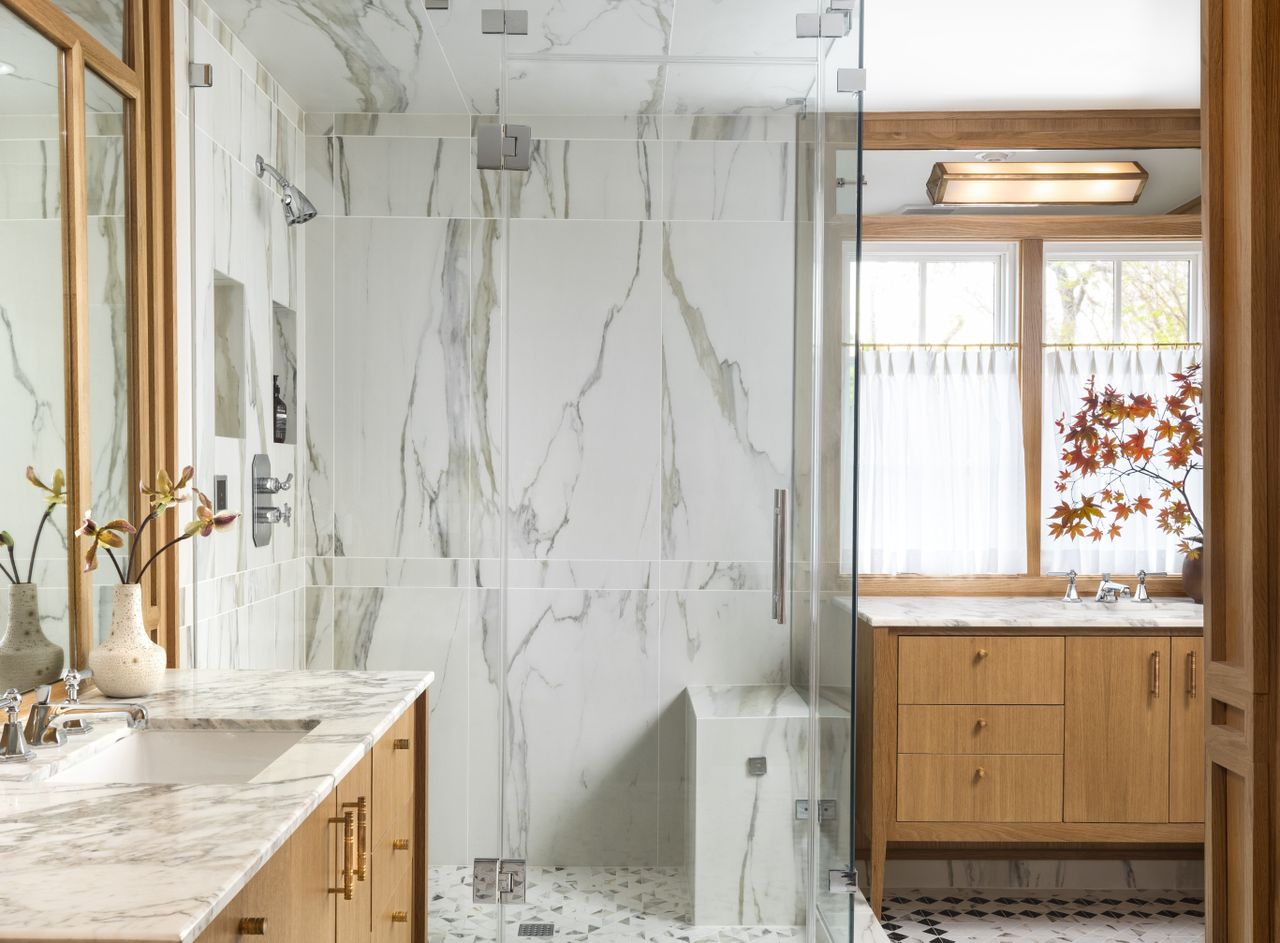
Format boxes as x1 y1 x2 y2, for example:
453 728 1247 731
255 472 293 495
255 504 292 527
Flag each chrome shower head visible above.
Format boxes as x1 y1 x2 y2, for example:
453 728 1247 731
255 154 318 226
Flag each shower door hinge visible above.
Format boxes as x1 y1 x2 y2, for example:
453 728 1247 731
796 10 851 38
481 9 529 34
478 123 533 172
836 68 866 94
473 858 527 904
188 62 213 88
795 798 838 822
828 869 860 894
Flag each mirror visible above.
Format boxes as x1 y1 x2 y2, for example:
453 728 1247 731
56 0 126 59
0 4 71 692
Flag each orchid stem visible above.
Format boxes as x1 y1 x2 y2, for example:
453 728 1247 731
26 507 52 584
127 512 157 584
0 559 17 585
134 534 190 585
104 547 128 584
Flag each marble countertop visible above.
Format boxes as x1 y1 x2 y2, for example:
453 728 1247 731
848 595 1204 630
0 669 433 942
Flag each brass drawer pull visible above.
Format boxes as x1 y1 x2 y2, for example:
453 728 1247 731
329 809 356 900
392 911 409 924
975 766 986 781
975 649 989 660
238 917 267 935
1150 650 1160 698
393 838 410 851
344 796 369 881
394 738 411 750
1188 650 1197 698
975 718 988 730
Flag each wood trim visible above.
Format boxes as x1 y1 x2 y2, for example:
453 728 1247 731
2 0 140 97
1019 239 1044 576
413 691 429 943
890 822 1204 843
863 214 1202 241
849 109 1202 151
60 41 93 667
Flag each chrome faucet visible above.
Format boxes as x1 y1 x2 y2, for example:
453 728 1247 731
0 688 34 762
1134 569 1152 603
1095 574 1133 603
24 670 149 747
1062 569 1081 603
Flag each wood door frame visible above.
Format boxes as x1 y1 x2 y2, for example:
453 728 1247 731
2 0 178 668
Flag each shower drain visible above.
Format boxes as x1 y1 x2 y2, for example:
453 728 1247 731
517 923 555 937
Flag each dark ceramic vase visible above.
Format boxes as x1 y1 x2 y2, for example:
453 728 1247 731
1182 552 1204 603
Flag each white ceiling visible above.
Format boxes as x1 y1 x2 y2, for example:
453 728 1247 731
202 0 1201 117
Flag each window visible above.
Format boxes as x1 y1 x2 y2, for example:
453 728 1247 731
1041 243 1204 575
842 243 1027 576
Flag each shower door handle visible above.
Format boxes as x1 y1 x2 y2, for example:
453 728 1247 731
772 489 788 624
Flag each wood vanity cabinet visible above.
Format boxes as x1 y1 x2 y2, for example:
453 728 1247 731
198 693 427 943
858 627 1203 917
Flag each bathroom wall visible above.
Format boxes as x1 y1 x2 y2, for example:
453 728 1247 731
175 0 309 665
303 114 802 867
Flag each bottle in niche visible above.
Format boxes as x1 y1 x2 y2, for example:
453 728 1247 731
273 374 288 444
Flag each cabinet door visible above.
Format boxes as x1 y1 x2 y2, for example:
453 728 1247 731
287 797 339 941
197 835 294 941
1169 637 1206 823
1064 636 1170 823
337 752 374 942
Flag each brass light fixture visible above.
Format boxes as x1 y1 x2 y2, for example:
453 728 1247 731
926 160 1149 207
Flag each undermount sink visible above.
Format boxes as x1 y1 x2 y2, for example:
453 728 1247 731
51 726 312 785
1063 599 1169 609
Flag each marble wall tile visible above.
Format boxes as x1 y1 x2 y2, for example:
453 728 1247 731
332 136 472 218
661 221 796 563
506 139 657 221
467 218 503 561
506 220 661 561
663 142 795 222
504 588 660 865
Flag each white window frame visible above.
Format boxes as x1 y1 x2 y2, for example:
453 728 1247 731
1043 241 1205 344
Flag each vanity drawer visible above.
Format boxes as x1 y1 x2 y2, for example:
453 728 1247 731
373 707 416 842
373 871 414 943
898 705 1064 754
898 754 1064 822
372 821 415 915
898 636 1065 705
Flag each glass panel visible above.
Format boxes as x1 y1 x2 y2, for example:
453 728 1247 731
1044 259 1114 344
57 0 127 60
0 5 70 692
85 69 131 641
859 261 921 344
1120 259 1193 343
923 260 999 344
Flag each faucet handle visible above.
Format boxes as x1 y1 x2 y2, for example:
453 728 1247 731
0 688 21 715
1062 569 1080 603
1134 569 1152 603
33 684 52 706
61 668 90 704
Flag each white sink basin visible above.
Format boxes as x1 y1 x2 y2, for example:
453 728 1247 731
51 727 311 785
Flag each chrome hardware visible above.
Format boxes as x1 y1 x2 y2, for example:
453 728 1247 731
836 68 867 94
796 799 838 822
330 810 356 899
254 505 293 527
1188 649 1197 698
747 756 768 776
828 868 859 894
473 858 527 904
796 10 851 38
478 123 533 172
1095 574 1132 603
1150 650 1161 698
423 0 449 8
63 667 88 704
1061 569 1081 603
0 688 34 762
481 9 528 34
772 489 787 624
188 62 213 88
344 796 369 881
255 472 293 495
24 679 148 748
237 917 266 935
1134 569 1152 603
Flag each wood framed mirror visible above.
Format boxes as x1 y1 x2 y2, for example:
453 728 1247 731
0 0 175 693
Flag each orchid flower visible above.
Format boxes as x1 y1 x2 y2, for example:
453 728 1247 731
140 466 194 514
75 512 136 579
184 489 240 538
26 467 66 510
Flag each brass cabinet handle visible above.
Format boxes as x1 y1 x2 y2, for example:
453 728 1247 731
975 766 986 781
975 718 988 729
1150 651 1160 698
393 738 411 750
344 796 369 881
391 911 409 924
976 649 989 660
329 810 356 900
238 917 267 935
1188 650 1197 698
393 838 410 851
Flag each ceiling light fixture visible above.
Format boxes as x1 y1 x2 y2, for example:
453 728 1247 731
925 160 1149 207
0 62 15 77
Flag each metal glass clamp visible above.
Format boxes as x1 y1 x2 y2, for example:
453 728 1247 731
478 124 533 172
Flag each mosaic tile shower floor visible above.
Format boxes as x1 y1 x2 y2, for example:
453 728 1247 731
879 891 1205 943
428 866 806 943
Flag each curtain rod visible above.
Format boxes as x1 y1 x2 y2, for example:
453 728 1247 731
848 342 1201 351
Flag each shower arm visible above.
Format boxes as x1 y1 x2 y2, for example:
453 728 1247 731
255 155 288 189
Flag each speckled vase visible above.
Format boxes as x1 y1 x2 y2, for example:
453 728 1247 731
0 583 63 690
87 584 165 698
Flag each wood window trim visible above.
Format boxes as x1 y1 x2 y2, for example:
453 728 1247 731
829 213 1202 596
3 0 178 667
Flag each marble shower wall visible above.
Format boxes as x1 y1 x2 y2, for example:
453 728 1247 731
176 0 309 665
304 114 803 867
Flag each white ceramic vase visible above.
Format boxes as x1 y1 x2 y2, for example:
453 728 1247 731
87 584 165 698
0 583 63 690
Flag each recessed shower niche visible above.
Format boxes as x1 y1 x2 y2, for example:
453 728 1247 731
213 273 245 439
271 303 297 445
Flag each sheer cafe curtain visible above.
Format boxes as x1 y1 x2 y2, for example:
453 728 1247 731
1041 347 1203 575
857 348 1027 575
